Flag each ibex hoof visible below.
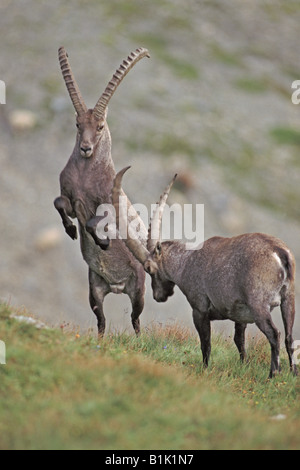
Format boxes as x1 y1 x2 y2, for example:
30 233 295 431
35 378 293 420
66 224 78 240
98 237 110 251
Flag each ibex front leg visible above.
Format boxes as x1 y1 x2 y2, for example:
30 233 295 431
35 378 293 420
125 269 146 336
54 195 78 240
86 215 110 250
192 308 211 367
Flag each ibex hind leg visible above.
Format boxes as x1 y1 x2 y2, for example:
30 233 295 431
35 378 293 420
281 288 298 376
89 269 110 337
126 270 146 336
251 305 281 378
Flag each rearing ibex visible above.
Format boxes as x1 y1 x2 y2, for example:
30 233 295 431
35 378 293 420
112 167 298 378
54 48 149 336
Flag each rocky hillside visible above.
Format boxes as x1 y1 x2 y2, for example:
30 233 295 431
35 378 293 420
0 0 299 337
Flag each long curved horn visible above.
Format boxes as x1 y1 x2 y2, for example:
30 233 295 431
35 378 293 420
112 166 150 265
93 47 150 120
58 46 88 115
147 174 177 253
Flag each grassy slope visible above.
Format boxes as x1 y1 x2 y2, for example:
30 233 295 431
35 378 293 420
0 304 299 450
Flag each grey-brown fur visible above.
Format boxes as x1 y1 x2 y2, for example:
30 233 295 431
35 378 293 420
113 168 297 378
54 48 149 336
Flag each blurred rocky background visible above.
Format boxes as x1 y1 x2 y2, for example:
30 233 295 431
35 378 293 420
0 0 299 339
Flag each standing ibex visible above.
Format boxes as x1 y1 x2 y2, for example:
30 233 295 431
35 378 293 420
111 167 298 378
54 47 149 336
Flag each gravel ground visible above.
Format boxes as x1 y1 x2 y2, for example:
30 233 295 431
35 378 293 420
0 0 300 341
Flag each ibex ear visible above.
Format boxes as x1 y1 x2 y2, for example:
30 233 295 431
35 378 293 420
98 237 111 251
154 242 162 258
144 259 158 275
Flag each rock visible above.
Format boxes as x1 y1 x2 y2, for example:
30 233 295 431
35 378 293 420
9 110 37 131
34 227 63 252
270 414 287 421
10 314 49 330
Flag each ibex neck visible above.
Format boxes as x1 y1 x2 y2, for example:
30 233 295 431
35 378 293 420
94 128 113 165
161 241 192 286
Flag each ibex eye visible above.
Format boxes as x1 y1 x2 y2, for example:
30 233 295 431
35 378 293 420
76 123 80 129
97 125 104 132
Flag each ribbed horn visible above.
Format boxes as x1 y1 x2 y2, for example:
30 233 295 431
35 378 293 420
58 46 87 115
93 47 150 120
147 174 177 254
112 166 150 265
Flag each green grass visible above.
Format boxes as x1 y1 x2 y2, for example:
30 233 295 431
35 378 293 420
209 43 244 68
131 30 199 81
0 303 299 450
234 77 269 94
270 127 300 146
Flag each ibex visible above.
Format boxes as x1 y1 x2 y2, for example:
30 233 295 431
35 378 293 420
54 47 149 336
111 167 298 378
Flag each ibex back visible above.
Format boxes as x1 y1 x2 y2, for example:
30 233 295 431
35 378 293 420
54 48 149 336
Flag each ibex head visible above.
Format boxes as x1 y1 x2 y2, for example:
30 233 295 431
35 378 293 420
58 47 150 158
112 167 177 302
